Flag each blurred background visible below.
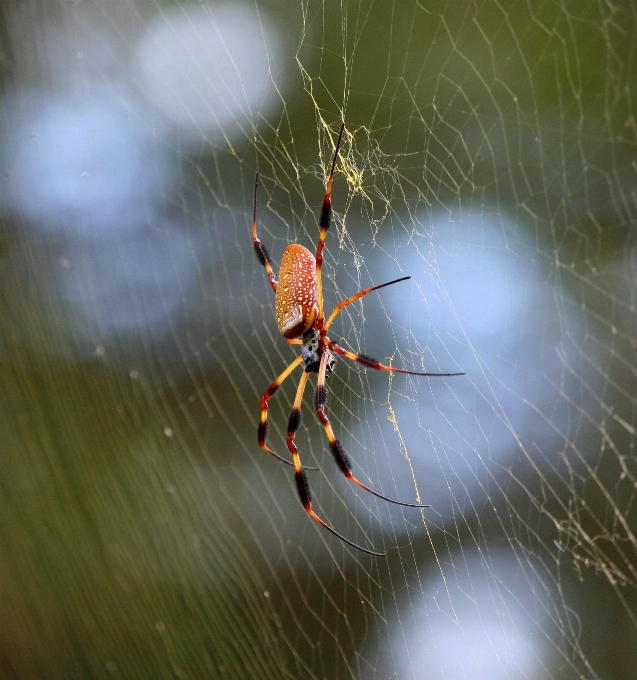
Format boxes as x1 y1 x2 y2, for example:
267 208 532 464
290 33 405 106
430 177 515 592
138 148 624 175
0 1 635 678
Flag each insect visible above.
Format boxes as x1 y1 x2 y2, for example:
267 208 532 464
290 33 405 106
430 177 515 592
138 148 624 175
252 124 464 555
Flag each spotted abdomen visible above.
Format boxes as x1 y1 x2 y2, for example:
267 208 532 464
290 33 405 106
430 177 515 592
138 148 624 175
275 244 318 339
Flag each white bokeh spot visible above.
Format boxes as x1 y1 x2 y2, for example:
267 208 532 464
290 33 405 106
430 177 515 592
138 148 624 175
135 3 284 140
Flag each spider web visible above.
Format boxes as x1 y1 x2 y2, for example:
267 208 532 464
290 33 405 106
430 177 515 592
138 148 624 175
0 1 635 678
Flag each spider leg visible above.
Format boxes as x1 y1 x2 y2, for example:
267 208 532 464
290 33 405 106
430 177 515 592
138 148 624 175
259 355 309 468
316 123 345 324
323 276 411 332
327 340 465 377
315 351 430 509
252 173 277 292
287 367 385 556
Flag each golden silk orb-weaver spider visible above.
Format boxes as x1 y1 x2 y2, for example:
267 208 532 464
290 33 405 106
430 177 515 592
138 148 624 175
252 124 464 556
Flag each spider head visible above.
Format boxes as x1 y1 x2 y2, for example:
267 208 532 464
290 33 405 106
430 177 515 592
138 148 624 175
302 328 337 374
302 327 321 373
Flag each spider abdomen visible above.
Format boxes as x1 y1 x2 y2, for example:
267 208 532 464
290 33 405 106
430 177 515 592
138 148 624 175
275 244 318 339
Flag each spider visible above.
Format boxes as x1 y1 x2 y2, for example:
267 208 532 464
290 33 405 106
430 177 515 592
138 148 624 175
252 124 464 555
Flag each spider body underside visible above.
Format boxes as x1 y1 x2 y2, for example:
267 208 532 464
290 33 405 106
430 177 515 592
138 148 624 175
252 124 464 556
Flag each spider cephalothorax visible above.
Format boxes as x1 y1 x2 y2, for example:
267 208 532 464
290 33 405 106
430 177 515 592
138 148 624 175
252 124 464 555
301 328 321 373
301 327 335 375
